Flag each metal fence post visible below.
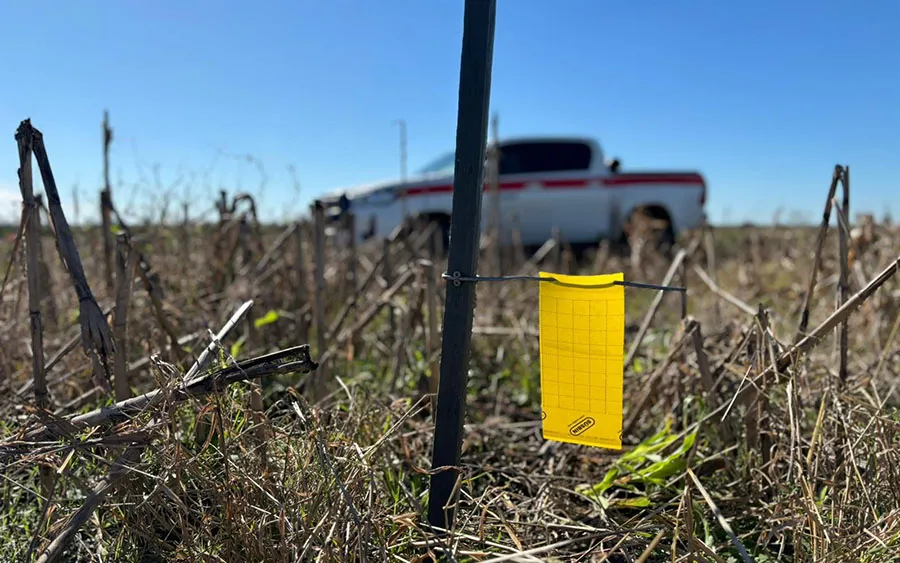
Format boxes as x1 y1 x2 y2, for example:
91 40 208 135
426 0 497 531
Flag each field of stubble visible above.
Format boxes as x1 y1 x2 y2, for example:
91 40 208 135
1 190 899 562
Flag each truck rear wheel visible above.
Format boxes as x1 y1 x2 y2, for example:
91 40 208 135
623 206 675 257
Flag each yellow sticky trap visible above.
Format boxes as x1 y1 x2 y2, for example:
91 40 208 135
539 271 625 449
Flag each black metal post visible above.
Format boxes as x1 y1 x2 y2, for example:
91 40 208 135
426 0 497 530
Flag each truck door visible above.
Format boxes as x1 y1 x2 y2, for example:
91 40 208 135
497 140 610 247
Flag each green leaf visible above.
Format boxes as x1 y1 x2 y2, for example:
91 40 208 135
581 416 697 507
587 468 620 496
637 430 697 483
608 496 650 509
254 309 280 328
230 335 246 359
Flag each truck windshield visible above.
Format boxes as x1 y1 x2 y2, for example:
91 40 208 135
416 151 493 176
417 151 456 175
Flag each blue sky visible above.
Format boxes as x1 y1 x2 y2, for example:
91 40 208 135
1 0 898 226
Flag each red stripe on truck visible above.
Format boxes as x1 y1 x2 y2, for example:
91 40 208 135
404 184 453 196
400 173 704 197
403 181 527 196
543 179 590 189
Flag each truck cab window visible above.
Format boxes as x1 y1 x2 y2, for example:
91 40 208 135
498 141 592 175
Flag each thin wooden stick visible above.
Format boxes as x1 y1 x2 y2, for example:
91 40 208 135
113 233 138 402
345 212 358 298
346 213 361 359
692 264 757 316
383 237 396 335
689 319 715 397
34 195 59 326
704 224 721 323
181 201 190 280
16 128 48 410
295 221 310 342
17 117 55 500
796 165 843 340
686 468 754 563
744 307 769 454
100 110 115 294
836 167 850 383
312 201 329 394
635 529 666 563
183 300 254 383
245 312 268 459
511 216 526 269
426 236 440 407
552 227 562 271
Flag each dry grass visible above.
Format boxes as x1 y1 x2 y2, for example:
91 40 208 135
1 137 900 562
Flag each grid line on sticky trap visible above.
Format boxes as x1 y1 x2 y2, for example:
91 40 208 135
538 271 625 450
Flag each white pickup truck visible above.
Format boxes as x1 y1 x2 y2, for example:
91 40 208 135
317 136 707 250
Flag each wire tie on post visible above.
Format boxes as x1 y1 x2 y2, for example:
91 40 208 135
440 271 688 318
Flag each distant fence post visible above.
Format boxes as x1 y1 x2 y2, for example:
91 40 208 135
101 110 115 294
311 200 329 397
426 0 497 531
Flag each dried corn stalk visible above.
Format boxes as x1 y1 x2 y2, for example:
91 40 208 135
16 120 114 366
